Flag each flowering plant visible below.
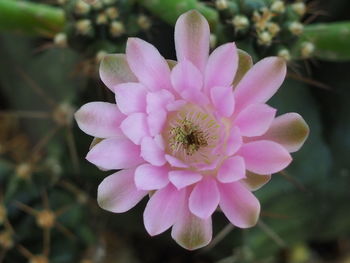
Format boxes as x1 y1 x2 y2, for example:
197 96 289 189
75 10 309 250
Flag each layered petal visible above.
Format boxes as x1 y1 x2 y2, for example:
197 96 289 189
225 126 242 156
114 82 147 115
165 155 189 168
97 169 147 213
171 60 203 94
219 182 260 228
232 49 253 87
147 110 167 136
120 113 149 145
86 137 143 170
235 104 276 137
239 140 292 174
126 38 171 91
205 43 238 90
172 191 212 250
210 86 235 117
234 57 286 112
75 102 124 138
218 156 246 183
169 170 202 189
241 171 271 191
189 177 219 219
174 10 210 72
134 164 169 190
140 137 166 166
99 54 137 91
144 184 186 236
252 113 309 152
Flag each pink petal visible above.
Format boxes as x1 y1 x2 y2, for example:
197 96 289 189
114 82 147 115
218 156 246 183
147 110 167 136
126 38 171 91
210 86 235 117
169 170 202 189
134 164 169 190
166 100 187 111
239 140 292 174
219 182 260 228
146 90 174 114
234 57 286 113
171 60 203 94
225 126 242 156
171 191 212 250
252 113 309 153
97 169 147 213
86 137 143 170
189 177 219 219
235 103 276 137
174 10 210 73
232 49 253 87
140 137 166 166
205 43 238 91
75 102 124 138
165 154 189 168
241 171 271 191
99 54 137 91
120 113 149 145
144 184 186 236
180 89 209 106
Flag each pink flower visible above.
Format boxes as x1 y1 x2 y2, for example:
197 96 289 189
75 10 309 250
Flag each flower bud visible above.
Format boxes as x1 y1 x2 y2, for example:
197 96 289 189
232 15 250 31
257 31 272 46
215 0 228 10
0 231 13 249
54 33 67 48
105 7 119 20
291 2 306 16
270 0 285 14
75 0 91 15
289 21 304 36
91 0 103 10
267 22 280 36
137 15 152 30
301 42 315 58
278 48 291 61
36 210 56 229
75 19 93 35
53 103 75 126
96 50 107 63
96 13 108 25
16 163 32 180
109 21 125 37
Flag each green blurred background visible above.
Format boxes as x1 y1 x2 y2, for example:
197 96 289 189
0 0 350 262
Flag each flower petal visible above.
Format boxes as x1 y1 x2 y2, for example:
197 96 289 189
114 82 147 115
144 184 186 236
75 102 124 138
174 10 210 72
218 156 246 183
234 57 286 113
225 126 242 156
210 86 235 117
241 171 271 191
134 164 169 190
232 49 253 87
239 140 292 174
86 137 143 170
189 177 219 219
171 60 203 95
97 169 147 213
172 192 212 250
147 110 167 136
165 154 189 168
140 137 166 166
126 38 171 91
146 90 174 114
205 43 238 91
253 113 309 153
219 182 260 228
99 54 137 91
169 170 202 189
120 113 149 145
235 104 276 137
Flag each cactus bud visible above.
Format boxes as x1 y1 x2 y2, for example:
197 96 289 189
257 31 272 46
267 22 280 36
301 41 315 58
16 163 32 180
278 48 291 61
137 15 152 30
270 0 285 14
289 21 304 36
232 15 250 31
75 19 93 36
291 2 306 16
96 50 107 63
53 103 75 127
36 210 56 229
215 0 228 10
75 0 91 15
91 0 103 10
54 33 67 48
0 231 13 249
109 21 125 37
96 13 108 25
105 7 119 20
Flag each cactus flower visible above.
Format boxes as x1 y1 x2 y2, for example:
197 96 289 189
75 10 309 250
